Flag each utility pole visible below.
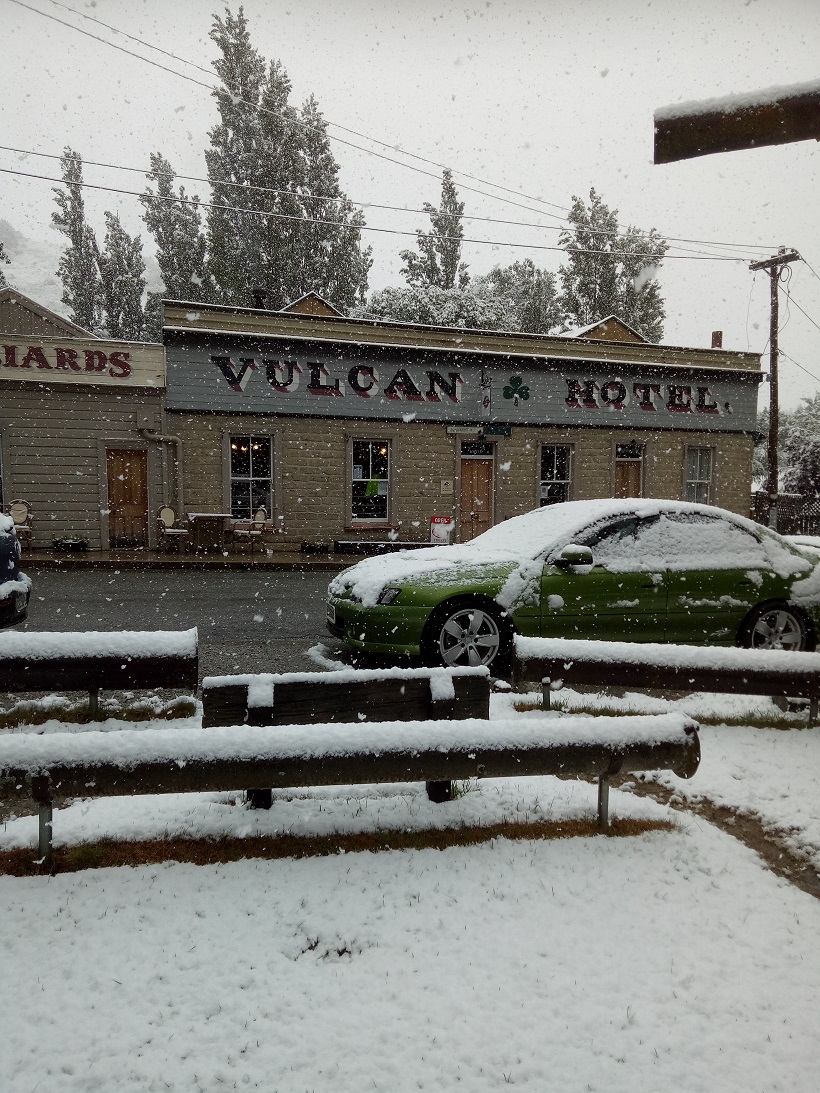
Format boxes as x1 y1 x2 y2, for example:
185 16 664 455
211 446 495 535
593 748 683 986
749 247 800 530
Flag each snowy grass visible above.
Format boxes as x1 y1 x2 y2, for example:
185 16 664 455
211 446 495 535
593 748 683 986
0 692 198 730
3 687 820 1090
3 824 819 1092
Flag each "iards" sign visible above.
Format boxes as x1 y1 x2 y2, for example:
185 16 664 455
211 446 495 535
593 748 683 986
0 336 165 387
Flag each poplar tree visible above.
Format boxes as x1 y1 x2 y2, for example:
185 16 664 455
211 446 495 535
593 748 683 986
140 153 209 301
98 212 146 341
0 240 9 286
400 168 469 290
204 7 369 310
51 147 103 332
205 6 269 305
292 95 371 310
558 188 668 342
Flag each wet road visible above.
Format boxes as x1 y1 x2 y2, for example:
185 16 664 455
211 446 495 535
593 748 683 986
16 567 344 678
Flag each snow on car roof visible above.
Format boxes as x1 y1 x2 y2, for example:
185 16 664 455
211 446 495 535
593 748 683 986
331 499 799 607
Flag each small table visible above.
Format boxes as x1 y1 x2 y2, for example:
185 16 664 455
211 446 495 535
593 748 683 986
187 512 233 552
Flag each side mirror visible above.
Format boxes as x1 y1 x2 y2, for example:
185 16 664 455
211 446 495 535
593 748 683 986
553 544 594 569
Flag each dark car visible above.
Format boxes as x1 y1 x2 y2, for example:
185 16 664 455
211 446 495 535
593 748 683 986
0 514 31 626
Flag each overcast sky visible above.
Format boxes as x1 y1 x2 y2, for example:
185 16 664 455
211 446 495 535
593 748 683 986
3 0 819 408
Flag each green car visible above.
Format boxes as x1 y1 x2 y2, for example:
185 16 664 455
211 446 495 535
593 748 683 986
326 499 820 672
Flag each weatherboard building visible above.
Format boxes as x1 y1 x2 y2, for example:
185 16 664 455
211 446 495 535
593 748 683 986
162 293 761 550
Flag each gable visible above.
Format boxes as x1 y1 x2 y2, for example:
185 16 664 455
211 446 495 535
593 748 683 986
0 286 92 338
569 315 647 343
280 291 343 318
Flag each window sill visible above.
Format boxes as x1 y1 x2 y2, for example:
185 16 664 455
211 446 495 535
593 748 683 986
345 523 397 531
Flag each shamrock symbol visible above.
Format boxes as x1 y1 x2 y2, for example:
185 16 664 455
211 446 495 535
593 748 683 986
502 376 530 404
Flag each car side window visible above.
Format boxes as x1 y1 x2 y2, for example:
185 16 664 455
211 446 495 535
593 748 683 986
662 513 766 570
579 518 638 567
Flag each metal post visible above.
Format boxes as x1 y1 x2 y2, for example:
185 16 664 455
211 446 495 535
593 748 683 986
88 688 100 720
542 677 551 710
809 696 818 729
32 775 53 869
597 773 610 834
39 802 53 868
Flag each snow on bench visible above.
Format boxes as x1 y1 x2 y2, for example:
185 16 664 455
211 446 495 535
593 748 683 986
513 635 820 723
0 629 199 715
0 712 700 866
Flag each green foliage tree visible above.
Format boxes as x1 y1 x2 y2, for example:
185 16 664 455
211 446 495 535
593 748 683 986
354 284 505 329
400 169 469 290
472 260 561 333
98 212 146 341
558 188 668 342
782 394 820 498
0 240 10 286
204 7 370 310
140 153 210 301
51 147 103 332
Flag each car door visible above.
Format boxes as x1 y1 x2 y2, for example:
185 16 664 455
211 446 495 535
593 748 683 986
540 514 668 641
663 512 775 644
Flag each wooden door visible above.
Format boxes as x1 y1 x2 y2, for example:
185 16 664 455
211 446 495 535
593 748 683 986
460 458 493 541
107 448 149 548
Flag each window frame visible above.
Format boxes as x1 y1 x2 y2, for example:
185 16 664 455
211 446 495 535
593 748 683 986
539 442 574 507
684 445 714 505
345 431 398 528
223 431 280 522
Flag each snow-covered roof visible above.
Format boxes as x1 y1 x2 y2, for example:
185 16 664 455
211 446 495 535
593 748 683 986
656 77 820 122
561 315 648 343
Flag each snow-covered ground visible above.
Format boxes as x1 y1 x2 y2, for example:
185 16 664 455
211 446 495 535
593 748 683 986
2 690 820 1091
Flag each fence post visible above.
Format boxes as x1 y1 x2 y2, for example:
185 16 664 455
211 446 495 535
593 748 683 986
597 773 610 834
32 775 53 870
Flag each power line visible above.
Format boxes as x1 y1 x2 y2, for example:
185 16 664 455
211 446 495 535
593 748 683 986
779 350 820 388
7 0 778 261
7 0 572 228
0 143 772 262
39 0 574 218
0 163 750 261
779 283 820 335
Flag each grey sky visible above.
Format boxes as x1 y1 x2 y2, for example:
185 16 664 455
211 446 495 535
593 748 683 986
3 0 819 407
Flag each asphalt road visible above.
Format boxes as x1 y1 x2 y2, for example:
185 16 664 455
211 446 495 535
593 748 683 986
16 567 350 678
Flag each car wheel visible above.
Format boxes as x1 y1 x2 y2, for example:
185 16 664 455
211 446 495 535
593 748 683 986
422 600 511 672
739 602 814 652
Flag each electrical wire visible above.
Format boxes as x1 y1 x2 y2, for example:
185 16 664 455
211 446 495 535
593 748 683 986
38 0 575 216
778 283 820 335
0 164 755 262
0 142 772 262
779 349 820 388
6 0 779 260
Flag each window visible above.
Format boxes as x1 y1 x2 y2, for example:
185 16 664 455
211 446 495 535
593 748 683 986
685 447 713 504
352 440 390 521
230 435 272 518
614 441 644 498
540 444 572 506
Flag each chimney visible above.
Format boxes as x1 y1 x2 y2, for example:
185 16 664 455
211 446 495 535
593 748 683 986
252 288 268 310
711 330 723 349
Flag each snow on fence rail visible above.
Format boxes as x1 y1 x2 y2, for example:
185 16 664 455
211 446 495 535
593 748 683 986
0 712 700 867
513 635 820 724
0 629 199 715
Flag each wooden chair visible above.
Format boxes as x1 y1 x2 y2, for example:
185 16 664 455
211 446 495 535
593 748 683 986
156 506 189 552
9 499 33 550
231 507 267 554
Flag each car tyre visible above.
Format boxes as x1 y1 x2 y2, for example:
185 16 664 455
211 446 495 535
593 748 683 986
421 598 512 674
738 601 815 653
